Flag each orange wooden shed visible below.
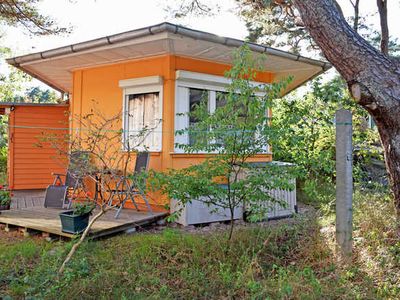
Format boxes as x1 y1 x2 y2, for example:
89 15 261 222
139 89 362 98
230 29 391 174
6 22 331 211
0 103 69 190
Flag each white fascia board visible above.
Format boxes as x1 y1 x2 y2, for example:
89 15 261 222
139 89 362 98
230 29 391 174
119 76 163 88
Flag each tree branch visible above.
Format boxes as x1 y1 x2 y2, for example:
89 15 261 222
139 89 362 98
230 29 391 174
0 0 69 35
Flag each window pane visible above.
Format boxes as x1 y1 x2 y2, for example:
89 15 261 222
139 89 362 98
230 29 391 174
189 88 208 145
127 92 160 150
216 91 228 108
214 92 253 149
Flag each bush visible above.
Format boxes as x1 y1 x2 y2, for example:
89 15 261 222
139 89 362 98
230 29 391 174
273 76 382 202
0 189 10 206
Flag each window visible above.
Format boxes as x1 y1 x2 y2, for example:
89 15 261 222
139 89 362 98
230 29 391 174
119 76 163 152
174 71 269 153
189 88 209 145
126 92 161 150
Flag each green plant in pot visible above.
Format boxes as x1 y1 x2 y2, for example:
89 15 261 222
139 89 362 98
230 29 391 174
0 189 11 211
59 202 95 234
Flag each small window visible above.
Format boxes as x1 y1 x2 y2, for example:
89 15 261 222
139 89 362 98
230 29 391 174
125 92 161 151
120 76 163 152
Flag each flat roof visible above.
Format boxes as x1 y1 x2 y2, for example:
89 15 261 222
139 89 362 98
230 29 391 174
6 22 331 94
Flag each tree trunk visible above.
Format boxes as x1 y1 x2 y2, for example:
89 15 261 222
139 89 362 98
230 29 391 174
350 0 360 32
376 0 389 55
292 0 400 215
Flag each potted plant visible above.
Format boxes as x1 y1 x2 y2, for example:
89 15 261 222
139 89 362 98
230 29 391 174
59 203 95 234
0 188 11 211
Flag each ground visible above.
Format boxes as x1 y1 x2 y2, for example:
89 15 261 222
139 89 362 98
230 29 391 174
0 189 399 299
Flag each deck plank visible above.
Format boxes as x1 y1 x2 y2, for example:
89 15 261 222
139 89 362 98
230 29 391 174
0 207 167 239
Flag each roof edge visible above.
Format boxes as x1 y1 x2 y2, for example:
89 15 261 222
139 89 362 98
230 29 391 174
7 22 332 71
0 102 68 107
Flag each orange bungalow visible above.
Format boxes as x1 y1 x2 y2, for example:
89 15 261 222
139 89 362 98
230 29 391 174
2 22 330 231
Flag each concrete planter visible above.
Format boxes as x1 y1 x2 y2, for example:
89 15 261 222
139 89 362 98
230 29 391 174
171 198 243 226
171 161 296 226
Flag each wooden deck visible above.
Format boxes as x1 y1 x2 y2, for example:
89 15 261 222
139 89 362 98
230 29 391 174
0 207 167 239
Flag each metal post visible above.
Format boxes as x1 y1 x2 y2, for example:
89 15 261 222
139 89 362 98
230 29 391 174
335 109 353 258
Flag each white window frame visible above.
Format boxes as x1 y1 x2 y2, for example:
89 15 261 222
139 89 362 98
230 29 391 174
174 71 270 154
119 76 163 152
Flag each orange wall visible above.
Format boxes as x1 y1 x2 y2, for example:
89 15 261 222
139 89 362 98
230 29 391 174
7 105 69 190
72 55 273 208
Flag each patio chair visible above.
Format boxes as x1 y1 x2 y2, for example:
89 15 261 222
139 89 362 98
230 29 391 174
108 152 153 218
44 151 91 209
44 171 81 209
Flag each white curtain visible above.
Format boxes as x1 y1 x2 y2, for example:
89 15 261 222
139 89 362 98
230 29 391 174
127 92 160 151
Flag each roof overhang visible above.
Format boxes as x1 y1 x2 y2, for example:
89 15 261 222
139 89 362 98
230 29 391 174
6 22 331 95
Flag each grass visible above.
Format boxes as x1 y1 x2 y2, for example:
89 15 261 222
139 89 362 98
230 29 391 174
0 186 399 299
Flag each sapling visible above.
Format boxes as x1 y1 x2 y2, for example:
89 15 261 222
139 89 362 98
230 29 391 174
39 105 158 274
150 45 296 240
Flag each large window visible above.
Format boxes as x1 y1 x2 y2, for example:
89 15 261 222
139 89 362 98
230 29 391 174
174 71 269 153
120 76 163 152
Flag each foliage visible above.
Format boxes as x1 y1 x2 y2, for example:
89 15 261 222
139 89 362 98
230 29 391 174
0 117 7 185
25 86 58 103
1 191 398 299
273 76 381 202
71 202 95 217
0 48 31 102
0 47 58 104
0 189 10 205
352 186 400 297
238 0 313 54
165 0 219 18
149 46 295 239
238 0 400 56
0 0 69 35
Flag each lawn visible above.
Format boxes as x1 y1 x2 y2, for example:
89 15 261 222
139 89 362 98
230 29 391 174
0 188 399 299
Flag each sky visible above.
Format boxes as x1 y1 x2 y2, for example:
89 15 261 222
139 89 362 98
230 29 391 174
3 0 246 55
2 0 400 90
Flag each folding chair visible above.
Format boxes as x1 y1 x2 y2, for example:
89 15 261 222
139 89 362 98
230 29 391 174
44 151 91 209
44 171 82 209
110 152 153 218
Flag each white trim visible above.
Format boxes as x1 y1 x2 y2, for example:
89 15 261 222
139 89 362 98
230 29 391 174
209 91 216 113
176 70 268 94
174 86 189 150
119 76 163 88
120 76 163 152
176 70 232 88
124 85 162 96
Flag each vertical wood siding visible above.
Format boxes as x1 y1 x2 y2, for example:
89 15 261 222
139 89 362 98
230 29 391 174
8 105 69 190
